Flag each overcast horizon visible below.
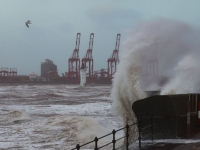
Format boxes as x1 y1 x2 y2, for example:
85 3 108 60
1 0 200 76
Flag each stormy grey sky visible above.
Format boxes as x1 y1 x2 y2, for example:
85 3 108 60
0 0 200 75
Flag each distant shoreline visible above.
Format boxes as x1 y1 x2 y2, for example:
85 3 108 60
0 82 112 86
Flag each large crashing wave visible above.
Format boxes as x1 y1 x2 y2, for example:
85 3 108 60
111 19 200 141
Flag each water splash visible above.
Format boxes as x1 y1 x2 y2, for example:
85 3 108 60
111 18 200 142
0 110 29 125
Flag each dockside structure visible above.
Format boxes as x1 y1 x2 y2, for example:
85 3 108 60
41 59 57 78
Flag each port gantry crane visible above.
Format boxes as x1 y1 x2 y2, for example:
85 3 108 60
68 33 81 83
107 33 121 79
82 33 95 83
0 68 9 82
9 68 17 77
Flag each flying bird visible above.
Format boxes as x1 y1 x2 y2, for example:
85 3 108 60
25 20 31 28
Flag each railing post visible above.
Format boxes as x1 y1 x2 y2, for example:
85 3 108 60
126 124 129 150
187 94 191 138
112 129 116 150
76 144 80 150
94 137 98 150
138 121 141 148
151 116 154 141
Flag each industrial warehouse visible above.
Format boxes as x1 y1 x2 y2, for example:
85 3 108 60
0 33 121 84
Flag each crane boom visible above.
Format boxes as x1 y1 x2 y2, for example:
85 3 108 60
88 33 94 50
75 33 81 53
82 33 95 80
83 33 94 59
68 33 81 83
115 34 121 51
71 33 81 58
107 33 121 78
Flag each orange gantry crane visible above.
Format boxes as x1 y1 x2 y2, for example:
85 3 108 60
68 33 81 83
94 34 121 84
107 33 121 79
82 33 95 83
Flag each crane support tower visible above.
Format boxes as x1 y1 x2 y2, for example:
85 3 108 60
107 34 121 79
68 33 81 83
146 44 158 76
146 59 158 76
0 68 9 82
9 68 18 83
10 68 17 77
82 33 95 83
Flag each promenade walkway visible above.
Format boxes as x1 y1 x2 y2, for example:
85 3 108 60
139 132 200 150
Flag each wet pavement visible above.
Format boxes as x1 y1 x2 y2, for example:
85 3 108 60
140 142 200 150
140 132 200 150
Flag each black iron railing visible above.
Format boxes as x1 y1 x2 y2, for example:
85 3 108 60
71 120 153 150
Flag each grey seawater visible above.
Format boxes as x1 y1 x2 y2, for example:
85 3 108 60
0 84 122 150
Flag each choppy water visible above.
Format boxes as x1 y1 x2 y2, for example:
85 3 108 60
0 84 123 150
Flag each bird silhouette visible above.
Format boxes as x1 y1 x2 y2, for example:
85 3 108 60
25 20 31 28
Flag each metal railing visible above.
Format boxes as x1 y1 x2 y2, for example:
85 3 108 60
71 120 153 150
